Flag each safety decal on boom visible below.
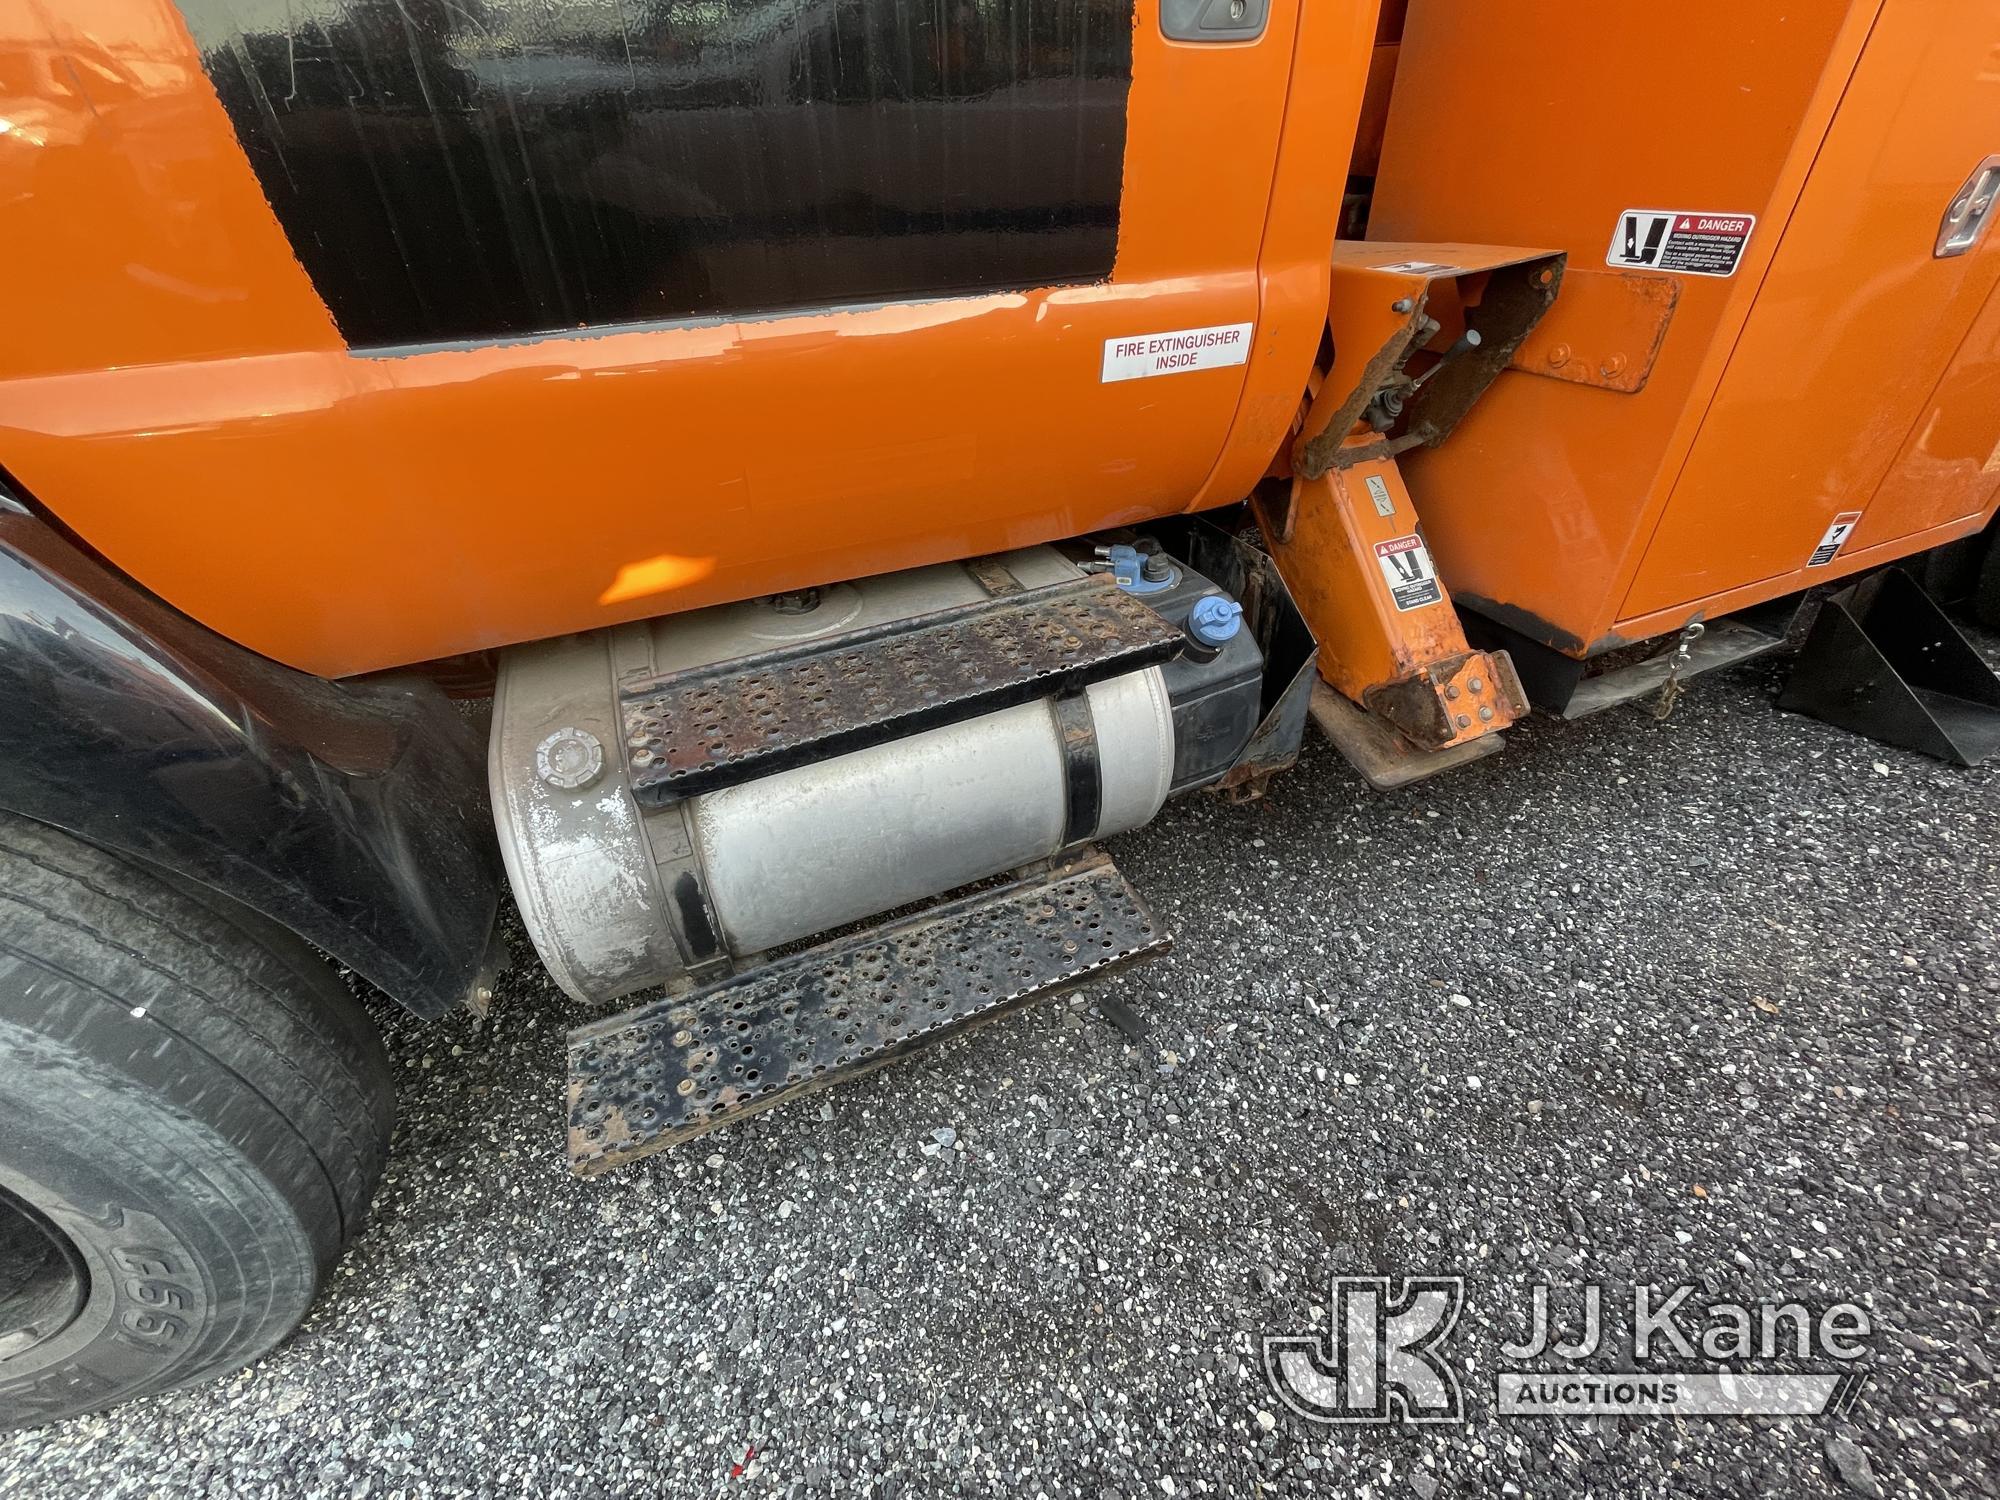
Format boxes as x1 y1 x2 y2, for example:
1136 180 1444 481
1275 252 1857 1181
1606 210 1756 277
1806 511 1863 568
1375 534 1443 612
1101 323 1253 382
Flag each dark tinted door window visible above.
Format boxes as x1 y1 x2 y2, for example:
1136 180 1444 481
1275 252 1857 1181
180 0 1134 348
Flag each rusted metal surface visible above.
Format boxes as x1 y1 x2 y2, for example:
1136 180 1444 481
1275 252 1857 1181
1292 244 1565 481
1509 269 1679 394
1308 678 1506 791
565 849 1167 1174
1362 648 1527 750
620 576 1183 804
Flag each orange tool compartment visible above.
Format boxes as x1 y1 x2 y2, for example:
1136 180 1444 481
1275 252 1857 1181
1364 0 2000 659
0 0 1376 679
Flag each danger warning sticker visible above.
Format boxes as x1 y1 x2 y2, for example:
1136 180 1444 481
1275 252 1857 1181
1101 323 1253 383
1806 511 1863 568
1607 210 1756 278
1375 534 1443 612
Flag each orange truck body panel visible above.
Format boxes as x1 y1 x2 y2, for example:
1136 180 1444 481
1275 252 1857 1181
6 0 1998 687
0 0 1377 678
1368 0 2000 656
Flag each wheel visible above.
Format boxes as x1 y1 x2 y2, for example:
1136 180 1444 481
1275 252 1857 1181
0 810 395 1430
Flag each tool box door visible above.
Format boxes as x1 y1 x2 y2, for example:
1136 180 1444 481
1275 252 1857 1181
0 0 1332 677
1622 0 2000 618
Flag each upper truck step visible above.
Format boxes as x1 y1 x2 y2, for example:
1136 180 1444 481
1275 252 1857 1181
565 848 1167 1174
619 574 1184 803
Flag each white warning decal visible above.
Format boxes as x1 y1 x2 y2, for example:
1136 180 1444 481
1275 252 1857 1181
1101 323 1253 383
1375 259 1462 276
1806 511 1863 568
1375 534 1443 612
1365 474 1396 518
1607 210 1756 278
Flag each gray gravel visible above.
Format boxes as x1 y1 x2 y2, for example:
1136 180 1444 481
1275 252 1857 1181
5 649 1998 1498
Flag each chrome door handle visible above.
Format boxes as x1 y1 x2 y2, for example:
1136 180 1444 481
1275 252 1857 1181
1938 155 2000 258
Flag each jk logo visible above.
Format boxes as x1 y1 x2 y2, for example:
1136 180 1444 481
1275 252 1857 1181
1262 1277 1465 1424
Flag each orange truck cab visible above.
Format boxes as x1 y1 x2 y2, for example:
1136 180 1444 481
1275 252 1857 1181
4 0 1999 1430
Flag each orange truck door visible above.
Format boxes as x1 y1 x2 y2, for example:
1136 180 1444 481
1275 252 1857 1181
0 0 1372 677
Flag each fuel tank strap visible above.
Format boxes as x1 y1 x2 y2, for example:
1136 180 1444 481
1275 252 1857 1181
1052 690 1102 845
619 576 1182 804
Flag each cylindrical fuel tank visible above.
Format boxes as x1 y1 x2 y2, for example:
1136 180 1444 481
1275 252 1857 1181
694 672 1172 954
489 547 1176 1006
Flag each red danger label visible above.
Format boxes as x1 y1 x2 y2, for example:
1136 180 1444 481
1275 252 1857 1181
1373 533 1443 612
1608 209 1757 278
1676 215 1751 236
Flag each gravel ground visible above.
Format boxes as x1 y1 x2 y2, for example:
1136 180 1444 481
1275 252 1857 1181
4 648 1998 1499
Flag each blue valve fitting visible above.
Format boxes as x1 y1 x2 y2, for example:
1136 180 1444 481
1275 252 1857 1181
1188 594 1244 647
1102 542 1178 594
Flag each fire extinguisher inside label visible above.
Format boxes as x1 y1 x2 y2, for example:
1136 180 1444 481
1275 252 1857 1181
1374 534 1444 612
1606 210 1756 277
1100 323 1254 382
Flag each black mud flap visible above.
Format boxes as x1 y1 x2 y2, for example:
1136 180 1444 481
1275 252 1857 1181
1778 567 2000 766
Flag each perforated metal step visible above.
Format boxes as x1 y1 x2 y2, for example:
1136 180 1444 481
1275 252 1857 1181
620 575 1183 803
565 850 1167 1174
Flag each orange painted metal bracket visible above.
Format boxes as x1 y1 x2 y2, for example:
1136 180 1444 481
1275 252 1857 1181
1508 268 1680 394
1291 243 1565 480
1256 453 1525 754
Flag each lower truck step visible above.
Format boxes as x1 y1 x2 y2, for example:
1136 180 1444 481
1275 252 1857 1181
565 849 1168 1174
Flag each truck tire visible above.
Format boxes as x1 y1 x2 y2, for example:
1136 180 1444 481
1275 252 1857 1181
0 810 394 1430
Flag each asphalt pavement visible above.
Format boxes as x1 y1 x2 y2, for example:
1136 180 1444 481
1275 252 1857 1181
3 647 1996 1499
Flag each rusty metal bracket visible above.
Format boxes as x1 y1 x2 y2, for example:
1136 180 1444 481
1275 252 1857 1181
1293 243 1566 481
1509 268 1679 393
